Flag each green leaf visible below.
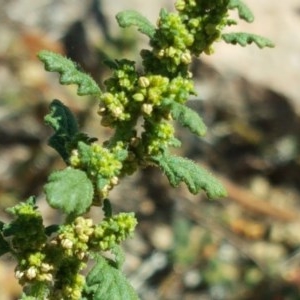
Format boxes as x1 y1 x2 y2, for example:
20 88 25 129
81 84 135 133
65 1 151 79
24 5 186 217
222 32 275 48
228 0 254 23
102 199 112 218
116 10 156 39
152 153 227 198
2 222 22 237
0 222 11 256
44 168 94 215
83 256 139 300
44 99 79 162
166 100 207 136
45 224 59 236
0 237 10 256
38 50 101 96
103 58 120 70
111 245 125 270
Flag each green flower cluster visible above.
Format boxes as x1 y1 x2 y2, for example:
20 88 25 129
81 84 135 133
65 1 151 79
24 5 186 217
141 11 193 75
142 0 232 76
92 212 137 251
134 75 195 109
99 60 195 124
51 270 84 300
15 251 53 284
50 212 136 299
5 198 47 253
57 217 93 259
70 141 127 198
175 0 233 55
92 56 196 164
96 1 233 161
57 213 137 254
5 199 137 300
142 120 179 155
99 59 139 125
2 200 53 298
97 62 195 157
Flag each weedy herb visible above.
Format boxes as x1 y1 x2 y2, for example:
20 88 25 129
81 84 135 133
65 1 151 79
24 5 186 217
0 1 273 299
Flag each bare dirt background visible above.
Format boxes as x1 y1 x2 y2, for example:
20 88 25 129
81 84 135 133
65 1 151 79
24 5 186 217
1 1 300 299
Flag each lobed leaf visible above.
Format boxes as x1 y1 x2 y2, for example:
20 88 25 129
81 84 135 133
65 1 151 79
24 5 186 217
116 10 156 39
111 245 126 270
102 199 112 218
44 99 79 162
0 234 10 257
0 222 11 256
167 100 207 136
2 221 22 237
44 224 59 236
153 153 227 198
38 50 101 96
228 0 254 23
83 256 139 300
222 32 275 48
44 168 94 216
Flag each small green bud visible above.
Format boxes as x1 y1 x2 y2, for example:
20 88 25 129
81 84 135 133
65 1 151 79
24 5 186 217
99 241 108 250
38 273 53 282
85 218 93 228
142 103 153 115
204 46 214 55
26 266 37 280
61 239 73 249
132 93 145 102
119 78 131 88
41 263 53 273
181 52 192 64
111 176 119 185
69 149 80 167
15 270 24 280
138 76 150 88
111 107 123 118
175 0 185 11
205 23 218 35
69 288 82 300
28 252 44 266
101 92 115 104
76 251 86 260
78 234 89 243
157 49 165 58
189 18 200 29
165 46 177 58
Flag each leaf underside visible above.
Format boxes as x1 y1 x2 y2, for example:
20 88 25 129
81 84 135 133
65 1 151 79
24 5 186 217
222 32 275 48
38 50 101 96
44 168 94 215
83 256 139 300
153 153 227 198
228 0 254 22
168 101 207 136
116 10 156 39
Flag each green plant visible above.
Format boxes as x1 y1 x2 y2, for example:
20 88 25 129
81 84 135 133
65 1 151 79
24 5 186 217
0 1 273 299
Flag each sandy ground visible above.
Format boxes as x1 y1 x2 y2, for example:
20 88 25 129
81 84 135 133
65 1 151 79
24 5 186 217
1 1 300 300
